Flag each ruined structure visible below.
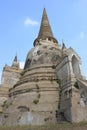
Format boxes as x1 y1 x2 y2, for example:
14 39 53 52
0 55 21 112
0 8 87 126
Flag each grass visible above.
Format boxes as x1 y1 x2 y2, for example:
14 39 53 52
0 122 87 130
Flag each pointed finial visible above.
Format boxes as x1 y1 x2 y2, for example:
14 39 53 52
14 54 17 62
33 8 58 46
38 8 53 39
62 39 66 49
12 54 19 68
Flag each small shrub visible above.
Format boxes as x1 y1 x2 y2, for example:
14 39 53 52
52 65 56 69
20 70 25 76
36 84 40 92
36 84 39 89
74 81 79 89
0 111 3 114
37 93 41 99
2 101 12 108
33 99 39 104
17 116 21 121
44 117 49 121
2 101 8 108
49 77 53 82
56 79 61 86
9 87 13 92
78 102 80 104
58 90 62 109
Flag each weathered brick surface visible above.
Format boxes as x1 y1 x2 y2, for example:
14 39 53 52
0 8 87 126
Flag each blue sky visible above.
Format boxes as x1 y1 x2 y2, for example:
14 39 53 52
0 0 87 82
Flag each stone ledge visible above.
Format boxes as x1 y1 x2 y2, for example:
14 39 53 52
9 87 59 97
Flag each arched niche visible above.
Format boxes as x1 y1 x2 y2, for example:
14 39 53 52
72 55 81 78
24 59 31 70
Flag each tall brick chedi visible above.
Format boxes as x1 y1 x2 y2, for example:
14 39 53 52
0 8 87 126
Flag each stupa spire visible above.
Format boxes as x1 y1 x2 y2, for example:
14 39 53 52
38 8 53 39
14 54 17 62
12 54 19 68
34 8 58 46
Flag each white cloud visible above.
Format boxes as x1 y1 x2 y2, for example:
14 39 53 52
24 18 39 26
80 32 85 39
19 62 25 69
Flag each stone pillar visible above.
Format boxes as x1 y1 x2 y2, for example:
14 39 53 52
68 60 75 76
